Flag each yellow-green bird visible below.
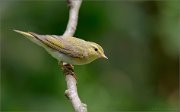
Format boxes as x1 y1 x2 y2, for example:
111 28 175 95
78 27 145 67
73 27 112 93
14 30 107 65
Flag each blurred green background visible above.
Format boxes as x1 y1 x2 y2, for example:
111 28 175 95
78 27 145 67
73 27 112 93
1 0 179 112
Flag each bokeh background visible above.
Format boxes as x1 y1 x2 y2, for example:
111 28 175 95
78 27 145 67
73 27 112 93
1 0 179 112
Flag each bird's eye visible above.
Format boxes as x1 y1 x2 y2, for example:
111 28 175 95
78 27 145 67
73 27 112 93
94 48 98 51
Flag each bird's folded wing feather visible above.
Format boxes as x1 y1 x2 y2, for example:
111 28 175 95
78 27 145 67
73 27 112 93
29 32 84 58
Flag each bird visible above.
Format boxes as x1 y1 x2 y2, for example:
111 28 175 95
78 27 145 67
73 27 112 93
14 30 108 65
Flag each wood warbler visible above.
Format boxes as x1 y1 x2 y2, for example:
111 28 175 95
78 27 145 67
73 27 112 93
14 30 108 65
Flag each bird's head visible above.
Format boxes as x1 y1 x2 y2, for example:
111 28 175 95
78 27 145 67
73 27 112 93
88 42 108 60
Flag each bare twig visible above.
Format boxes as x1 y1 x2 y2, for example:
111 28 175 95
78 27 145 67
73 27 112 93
61 62 87 112
60 0 87 112
63 0 82 37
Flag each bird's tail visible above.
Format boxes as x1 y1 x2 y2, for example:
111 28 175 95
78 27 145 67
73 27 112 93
14 30 42 46
14 30 34 38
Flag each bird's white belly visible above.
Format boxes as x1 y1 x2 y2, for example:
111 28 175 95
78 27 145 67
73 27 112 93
44 46 96 65
45 48 87 65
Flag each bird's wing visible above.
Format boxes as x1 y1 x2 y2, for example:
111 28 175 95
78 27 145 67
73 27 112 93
29 32 85 59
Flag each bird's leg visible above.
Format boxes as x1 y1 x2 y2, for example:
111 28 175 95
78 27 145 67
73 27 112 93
59 61 77 80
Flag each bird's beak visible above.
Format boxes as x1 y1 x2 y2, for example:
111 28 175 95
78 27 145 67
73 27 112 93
101 54 108 59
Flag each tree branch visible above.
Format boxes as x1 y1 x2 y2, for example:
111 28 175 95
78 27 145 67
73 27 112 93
63 0 82 37
61 62 87 112
60 0 87 112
